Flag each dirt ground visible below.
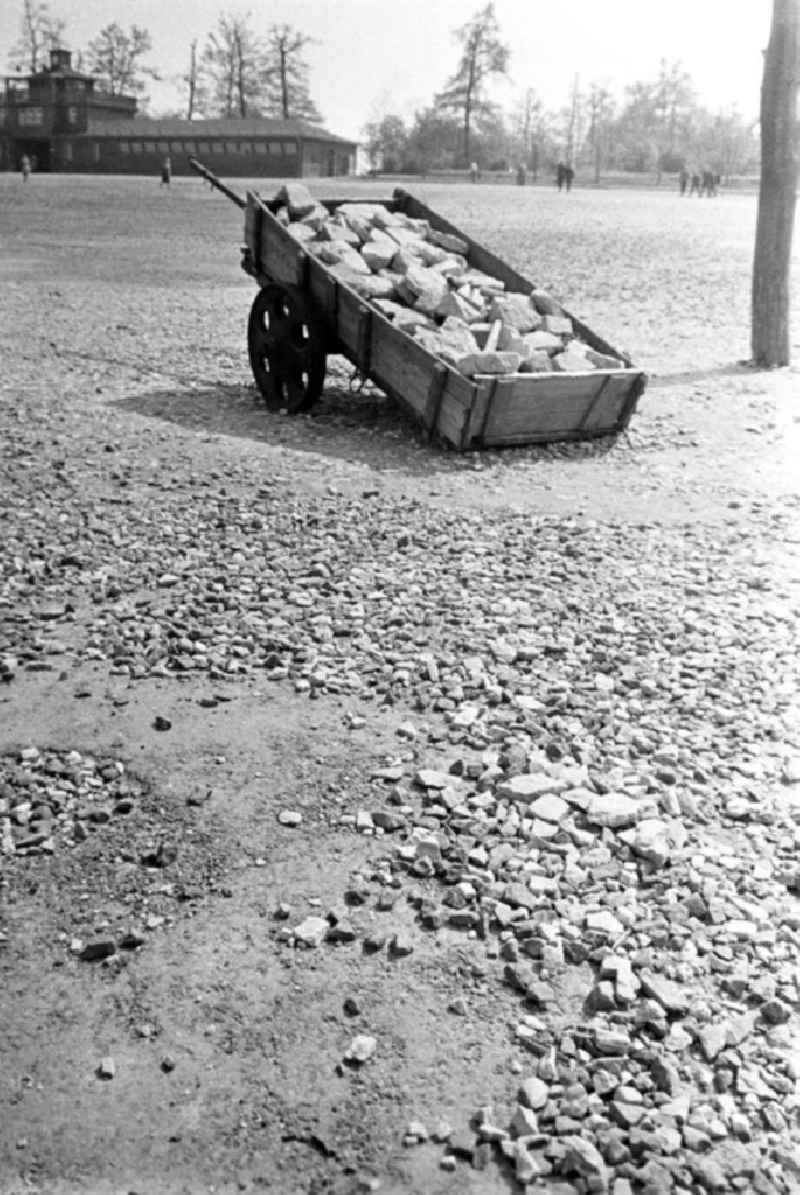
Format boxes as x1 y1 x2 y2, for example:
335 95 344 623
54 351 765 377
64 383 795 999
1 174 799 1195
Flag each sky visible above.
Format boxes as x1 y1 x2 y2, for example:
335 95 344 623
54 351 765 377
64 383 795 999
1 0 772 138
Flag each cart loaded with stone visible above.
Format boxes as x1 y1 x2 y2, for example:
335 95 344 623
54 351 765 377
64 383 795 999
190 157 646 450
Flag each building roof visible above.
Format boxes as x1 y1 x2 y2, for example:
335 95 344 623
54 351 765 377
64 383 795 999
85 116 357 147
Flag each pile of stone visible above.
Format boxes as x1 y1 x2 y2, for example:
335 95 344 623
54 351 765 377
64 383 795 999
0 747 143 857
271 183 626 379
276 740 800 1189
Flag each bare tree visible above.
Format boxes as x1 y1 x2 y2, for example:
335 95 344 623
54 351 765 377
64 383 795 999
85 23 158 96
262 24 323 124
565 73 582 168
202 12 262 118
435 2 510 166
8 0 66 72
752 0 800 366
585 82 615 183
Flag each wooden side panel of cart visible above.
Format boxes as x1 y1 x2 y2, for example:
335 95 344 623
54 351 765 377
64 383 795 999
245 189 645 450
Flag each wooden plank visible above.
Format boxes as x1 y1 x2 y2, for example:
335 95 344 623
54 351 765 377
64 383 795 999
367 315 473 447
334 285 365 355
423 363 448 434
476 372 639 446
258 213 308 286
244 192 263 257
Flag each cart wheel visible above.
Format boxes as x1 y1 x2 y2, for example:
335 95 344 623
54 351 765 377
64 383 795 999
247 283 326 413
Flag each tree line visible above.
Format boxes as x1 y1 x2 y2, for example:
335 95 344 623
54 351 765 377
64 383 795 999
363 3 759 180
6 1 325 124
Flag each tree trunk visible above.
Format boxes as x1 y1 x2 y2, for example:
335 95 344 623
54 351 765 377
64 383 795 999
752 0 799 366
187 40 197 120
463 96 471 167
281 46 289 119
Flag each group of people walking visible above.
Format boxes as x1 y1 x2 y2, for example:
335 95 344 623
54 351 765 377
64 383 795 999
679 168 720 197
555 162 575 191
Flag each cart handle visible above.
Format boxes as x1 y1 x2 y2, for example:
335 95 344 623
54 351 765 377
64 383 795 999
188 156 246 209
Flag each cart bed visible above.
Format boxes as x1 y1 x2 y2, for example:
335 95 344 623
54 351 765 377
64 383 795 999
243 187 645 450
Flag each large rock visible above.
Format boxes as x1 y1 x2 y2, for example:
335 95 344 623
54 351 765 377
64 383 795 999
525 330 563 353
543 314 574 335
316 217 361 245
371 207 404 230
317 241 371 274
361 240 396 271
519 352 553 373
553 348 593 372
488 293 542 332
455 351 521 377
429 228 469 255
436 289 484 323
586 793 642 829
286 222 317 244
297 203 331 231
639 968 690 1014
342 212 374 242
500 773 568 801
415 240 451 267
398 264 450 314
329 265 396 299
414 319 478 366
278 182 317 219
530 288 563 315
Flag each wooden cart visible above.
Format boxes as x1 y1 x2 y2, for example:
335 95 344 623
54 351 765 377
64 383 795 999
190 158 646 450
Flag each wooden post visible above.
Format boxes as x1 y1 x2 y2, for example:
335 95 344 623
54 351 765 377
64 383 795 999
752 0 800 366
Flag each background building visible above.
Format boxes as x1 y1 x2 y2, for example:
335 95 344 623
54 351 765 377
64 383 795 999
1 49 357 177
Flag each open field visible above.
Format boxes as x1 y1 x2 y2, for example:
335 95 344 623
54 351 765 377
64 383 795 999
1 174 799 1195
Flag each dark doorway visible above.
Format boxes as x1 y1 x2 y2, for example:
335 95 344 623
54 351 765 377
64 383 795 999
15 138 52 171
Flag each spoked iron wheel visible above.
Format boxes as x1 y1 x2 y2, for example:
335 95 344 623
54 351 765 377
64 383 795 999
247 283 326 413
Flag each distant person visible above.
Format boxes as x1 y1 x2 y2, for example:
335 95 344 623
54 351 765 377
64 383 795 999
160 155 172 187
516 162 527 186
556 161 566 191
469 161 478 184
689 171 702 196
678 167 689 196
701 169 717 197
20 153 31 182
565 165 575 192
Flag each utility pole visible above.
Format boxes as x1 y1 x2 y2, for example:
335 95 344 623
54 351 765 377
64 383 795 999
752 0 800 366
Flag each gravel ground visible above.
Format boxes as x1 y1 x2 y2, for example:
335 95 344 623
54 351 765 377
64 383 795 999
1 174 799 1195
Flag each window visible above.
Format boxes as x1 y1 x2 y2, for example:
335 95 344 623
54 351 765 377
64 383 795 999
225 141 239 154
141 141 155 154
67 106 78 125
253 142 268 156
183 141 196 155
18 106 43 127
283 141 297 156
156 140 169 153
169 140 183 154
130 141 142 154
63 141 72 163
211 142 224 154
119 141 129 154
269 141 283 155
